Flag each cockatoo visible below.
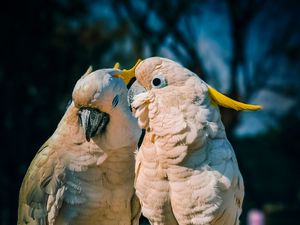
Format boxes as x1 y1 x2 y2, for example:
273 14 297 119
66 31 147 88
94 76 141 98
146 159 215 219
127 57 262 225
18 62 142 225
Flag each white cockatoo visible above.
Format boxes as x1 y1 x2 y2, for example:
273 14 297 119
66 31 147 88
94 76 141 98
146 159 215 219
128 57 261 225
18 63 142 225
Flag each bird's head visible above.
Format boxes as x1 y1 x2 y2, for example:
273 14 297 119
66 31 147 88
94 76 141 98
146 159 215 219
129 57 262 130
72 62 139 142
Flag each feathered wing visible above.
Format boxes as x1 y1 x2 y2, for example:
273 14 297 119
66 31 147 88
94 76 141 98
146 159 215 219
209 140 244 225
18 141 66 225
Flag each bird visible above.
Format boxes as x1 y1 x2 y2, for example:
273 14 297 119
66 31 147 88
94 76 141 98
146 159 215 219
128 57 262 225
18 62 142 225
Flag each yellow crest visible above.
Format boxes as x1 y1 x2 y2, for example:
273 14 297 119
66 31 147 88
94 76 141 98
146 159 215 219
208 86 262 111
113 59 142 85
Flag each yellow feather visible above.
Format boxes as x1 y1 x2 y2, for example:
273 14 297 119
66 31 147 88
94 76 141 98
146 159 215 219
207 86 262 111
134 161 141 186
113 62 120 69
113 59 142 85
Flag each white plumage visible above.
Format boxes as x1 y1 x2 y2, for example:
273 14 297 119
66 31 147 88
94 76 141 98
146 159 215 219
18 68 141 225
131 57 245 225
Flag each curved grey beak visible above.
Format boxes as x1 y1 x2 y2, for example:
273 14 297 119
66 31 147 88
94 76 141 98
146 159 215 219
128 80 147 105
78 108 110 142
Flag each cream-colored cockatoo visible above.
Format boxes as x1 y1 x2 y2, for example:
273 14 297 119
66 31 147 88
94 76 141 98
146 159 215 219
127 57 262 225
18 63 142 225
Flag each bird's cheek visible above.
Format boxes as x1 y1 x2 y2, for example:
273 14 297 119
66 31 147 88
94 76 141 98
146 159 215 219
131 102 147 128
131 92 149 110
131 99 150 129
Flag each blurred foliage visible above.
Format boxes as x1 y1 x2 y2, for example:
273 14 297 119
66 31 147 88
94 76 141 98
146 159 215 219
0 0 299 224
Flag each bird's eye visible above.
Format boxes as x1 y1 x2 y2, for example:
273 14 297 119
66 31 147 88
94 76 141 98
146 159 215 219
112 95 119 108
152 78 161 86
151 74 167 89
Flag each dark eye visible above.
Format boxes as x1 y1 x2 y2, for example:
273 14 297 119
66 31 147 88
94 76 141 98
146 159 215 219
112 95 119 108
152 78 161 86
151 74 167 89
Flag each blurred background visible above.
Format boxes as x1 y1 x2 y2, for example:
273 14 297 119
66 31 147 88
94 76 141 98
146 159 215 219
0 0 299 224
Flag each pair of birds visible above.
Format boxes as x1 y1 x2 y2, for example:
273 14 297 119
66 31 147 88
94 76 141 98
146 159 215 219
18 57 261 225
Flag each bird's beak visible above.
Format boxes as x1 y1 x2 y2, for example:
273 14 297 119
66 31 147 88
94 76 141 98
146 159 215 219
113 59 142 85
78 108 110 142
128 80 147 105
